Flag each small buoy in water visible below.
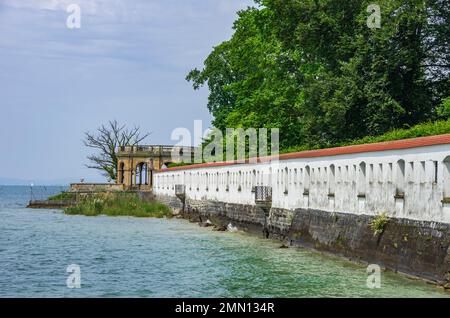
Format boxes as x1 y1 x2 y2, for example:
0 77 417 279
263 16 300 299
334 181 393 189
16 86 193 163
227 223 238 232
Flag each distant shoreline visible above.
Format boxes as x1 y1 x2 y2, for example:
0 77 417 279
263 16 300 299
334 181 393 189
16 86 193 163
0 184 70 187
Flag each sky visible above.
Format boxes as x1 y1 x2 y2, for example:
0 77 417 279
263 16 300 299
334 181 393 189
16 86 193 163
0 0 255 184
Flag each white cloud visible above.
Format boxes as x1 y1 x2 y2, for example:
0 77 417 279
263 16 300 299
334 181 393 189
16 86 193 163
0 0 258 180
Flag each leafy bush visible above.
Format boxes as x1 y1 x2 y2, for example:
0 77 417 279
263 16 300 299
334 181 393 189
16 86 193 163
370 213 389 236
437 97 450 118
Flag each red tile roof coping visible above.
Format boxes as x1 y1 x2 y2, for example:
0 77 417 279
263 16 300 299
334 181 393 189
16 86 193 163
156 134 450 173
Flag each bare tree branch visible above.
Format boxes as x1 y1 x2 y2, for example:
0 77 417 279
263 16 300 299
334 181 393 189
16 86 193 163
84 120 150 181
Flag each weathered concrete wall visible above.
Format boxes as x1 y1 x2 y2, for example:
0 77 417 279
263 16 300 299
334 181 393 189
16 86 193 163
154 142 450 223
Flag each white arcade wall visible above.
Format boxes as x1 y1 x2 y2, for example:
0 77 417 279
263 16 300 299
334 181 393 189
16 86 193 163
153 136 450 224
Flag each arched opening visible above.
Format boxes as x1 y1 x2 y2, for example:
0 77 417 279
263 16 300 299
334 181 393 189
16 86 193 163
135 162 148 186
135 165 140 185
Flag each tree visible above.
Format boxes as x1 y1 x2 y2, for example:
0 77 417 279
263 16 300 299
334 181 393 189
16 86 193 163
187 0 449 150
84 120 150 181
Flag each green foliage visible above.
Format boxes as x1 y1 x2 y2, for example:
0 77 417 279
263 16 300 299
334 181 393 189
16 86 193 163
166 162 200 168
345 119 450 145
283 119 450 153
188 0 449 151
370 212 389 236
160 119 450 165
48 192 76 201
65 193 172 218
93 198 104 214
437 96 450 119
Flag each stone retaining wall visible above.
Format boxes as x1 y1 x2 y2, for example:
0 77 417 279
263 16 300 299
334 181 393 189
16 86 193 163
155 193 450 286
69 183 124 192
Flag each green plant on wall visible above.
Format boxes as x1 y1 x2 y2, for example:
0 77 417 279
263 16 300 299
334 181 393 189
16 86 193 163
370 212 389 236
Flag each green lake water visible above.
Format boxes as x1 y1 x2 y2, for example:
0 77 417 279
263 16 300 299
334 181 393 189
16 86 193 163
0 186 448 297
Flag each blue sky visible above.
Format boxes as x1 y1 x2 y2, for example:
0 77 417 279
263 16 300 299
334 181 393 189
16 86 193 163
0 0 255 184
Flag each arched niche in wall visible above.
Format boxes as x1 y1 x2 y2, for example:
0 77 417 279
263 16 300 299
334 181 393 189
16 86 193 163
246 171 249 188
293 168 298 186
304 166 310 195
358 162 366 196
238 171 242 192
252 169 257 187
197 172 200 191
443 156 450 199
216 171 219 191
396 159 406 197
268 167 273 187
329 164 336 196
284 167 289 194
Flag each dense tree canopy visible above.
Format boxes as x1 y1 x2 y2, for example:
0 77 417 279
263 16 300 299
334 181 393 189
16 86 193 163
187 0 449 150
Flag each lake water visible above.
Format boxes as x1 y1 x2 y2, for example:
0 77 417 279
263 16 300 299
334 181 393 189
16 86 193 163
0 186 448 298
